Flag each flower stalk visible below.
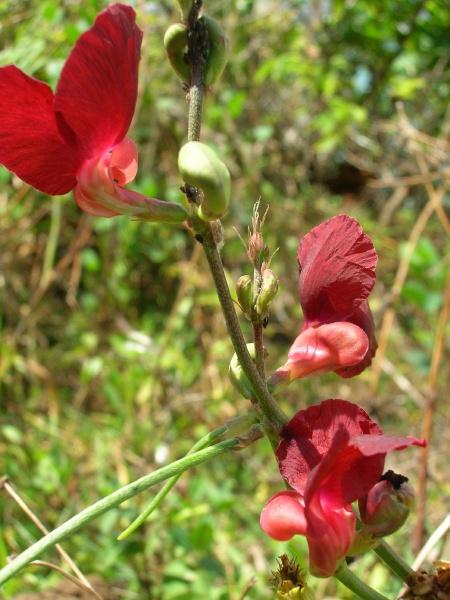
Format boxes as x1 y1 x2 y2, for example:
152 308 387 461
373 540 413 582
334 562 389 600
0 438 239 586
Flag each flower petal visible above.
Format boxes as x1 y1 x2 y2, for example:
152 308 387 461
272 321 369 383
0 66 79 194
54 4 142 160
260 491 307 541
334 302 377 377
298 215 377 323
276 399 382 494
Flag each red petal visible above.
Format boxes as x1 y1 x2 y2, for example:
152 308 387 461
298 215 377 323
260 491 307 541
276 399 382 493
54 4 142 160
0 66 79 194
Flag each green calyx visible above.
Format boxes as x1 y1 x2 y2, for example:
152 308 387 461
164 23 190 83
255 267 279 316
200 15 229 86
178 141 231 220
134 198 189 224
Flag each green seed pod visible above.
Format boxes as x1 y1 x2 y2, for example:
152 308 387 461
256 267 279 316
201 15 229 86
236 275 253 317
164 23 190 83
178 141 231 220
229 343 256 399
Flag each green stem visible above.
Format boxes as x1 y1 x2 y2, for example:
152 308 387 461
0 439 238 586
201 227 288 434
41 199 62 287
334 563 389 600
373 540 413 582
184 9 287 435
117 425 228 540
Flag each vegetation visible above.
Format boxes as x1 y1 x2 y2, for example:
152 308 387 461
1 0 449 598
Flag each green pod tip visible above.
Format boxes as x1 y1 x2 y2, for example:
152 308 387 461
164 23 190 83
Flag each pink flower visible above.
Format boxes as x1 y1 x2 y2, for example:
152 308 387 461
260 399 425 577
0 4 186 222
271 215 378 383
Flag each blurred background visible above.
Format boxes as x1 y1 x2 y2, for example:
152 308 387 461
1 0 449 598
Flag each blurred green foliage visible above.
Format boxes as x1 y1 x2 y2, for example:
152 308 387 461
0 0 449 598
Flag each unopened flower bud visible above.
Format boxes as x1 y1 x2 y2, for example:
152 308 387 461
200 15 229 86
236 275 254 317
256 267 279 316
178 141 231 220
229 343 256 399
248 232 266 262
358 471 414 537
164 23 190 83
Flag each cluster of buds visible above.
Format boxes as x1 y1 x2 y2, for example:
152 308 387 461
236 264 279 321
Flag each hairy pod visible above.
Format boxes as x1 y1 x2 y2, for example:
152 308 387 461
164 23 190 83
201 15 229 86
178 141 231 220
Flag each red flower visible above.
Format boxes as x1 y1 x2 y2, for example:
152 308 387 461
260 399 425 577
0 4 184 221
271 215 378 383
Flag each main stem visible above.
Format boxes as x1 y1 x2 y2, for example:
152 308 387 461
185 9 287 435
0 439 238 586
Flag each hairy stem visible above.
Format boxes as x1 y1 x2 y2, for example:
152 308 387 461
184 8 287 435
201 228 287 434
0 439 238 586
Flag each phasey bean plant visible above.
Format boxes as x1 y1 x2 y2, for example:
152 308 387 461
0 2 446 599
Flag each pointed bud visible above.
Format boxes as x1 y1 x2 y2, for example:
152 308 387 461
178 141 231 220
200 16 229 86
164 23 190 83
358 471 414 537
176 0 194 21
256 267 279 316
229 343 256 399
236 275 254 317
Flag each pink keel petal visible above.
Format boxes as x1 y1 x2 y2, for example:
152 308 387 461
260 491 307 541
109 138 138 185
274 321 369 382
0 66 79 194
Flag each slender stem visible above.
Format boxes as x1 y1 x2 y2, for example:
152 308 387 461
253 322 265 379
334 563 389 600
0 439 238 586
183 8 287 435
374 540 413 582
117 425 228 540
201 227 287 433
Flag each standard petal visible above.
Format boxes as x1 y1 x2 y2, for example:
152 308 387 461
272 321 369 383
260 491 307 541
54 4 143 159
298 215 377 323
276 399 382 494
0 66 79 194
